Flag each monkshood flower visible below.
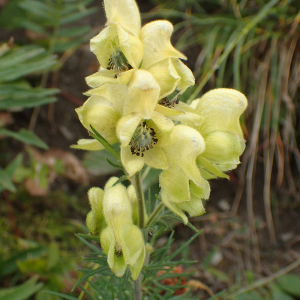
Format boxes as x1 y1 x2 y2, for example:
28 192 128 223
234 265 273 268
189 89 248 179
158 125 209 224
116 111 174 176
90 0 143 73
100 177 145 280
86 0 194 115
72 84 126 151
86 187 106 236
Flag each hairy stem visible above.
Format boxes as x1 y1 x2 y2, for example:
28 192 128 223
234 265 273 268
134 275 142 300
130 172 145 300
131 172 145 229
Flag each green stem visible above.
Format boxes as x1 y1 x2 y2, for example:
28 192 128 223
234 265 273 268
145 202 164 227
130 172 145 300
131 172 145 229
134 275 142 300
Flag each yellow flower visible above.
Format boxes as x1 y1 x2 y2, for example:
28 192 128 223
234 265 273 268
100 177 145 280
190 88 248 179
86 0 195 117
86 187 106 236
158 125 209 224
90 0 143 75
71 84 125 150
117 111 174 176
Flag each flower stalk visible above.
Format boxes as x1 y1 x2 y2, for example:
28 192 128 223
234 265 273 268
130 172 145 229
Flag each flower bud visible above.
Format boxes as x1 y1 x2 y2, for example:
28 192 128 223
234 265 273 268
86 187 106 235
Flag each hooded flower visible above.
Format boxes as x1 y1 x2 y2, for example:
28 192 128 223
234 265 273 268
86 187 106 236
71 84 126 150
116 111 174 176
100 177 145 280
90 0 143 75
189 89 248 179
159 125 209 224
86 0 195 116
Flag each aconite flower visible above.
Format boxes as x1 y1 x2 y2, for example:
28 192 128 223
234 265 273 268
86 0 195 109
100 177 145 280
116 111 174 177
86 187 106 236
71 84 126 150
159 125 209 224
190 89 248 179
89 0 143 77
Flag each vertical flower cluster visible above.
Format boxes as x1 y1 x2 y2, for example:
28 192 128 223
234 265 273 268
86 178 145 280
75 0 248 279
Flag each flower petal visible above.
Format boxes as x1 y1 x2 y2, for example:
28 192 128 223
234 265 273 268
104 0 141 37
85 68 118 88
71 139 104 151
155 103 184 117
170 102 203 127
195 88 247 137
172 58 195 93
90 26 118 69
147 58 180 99
86 83 128 111
75 95 120 143
143 147 168 170
159 166 190 203
124 70 160 119
148 111 174 146
120 223 145 280
117 25 143 69
140 20 186 69
103 184 133 242
117 113 143 147
202 130 245 165
163 125 205 186
101 226 127 277
121 146 144 177
161 190 188 224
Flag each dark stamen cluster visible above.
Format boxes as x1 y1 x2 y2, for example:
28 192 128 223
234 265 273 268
158 89 180 108
158 96 179 108
107 50 133 73
115 248 123 257
129 122 158 158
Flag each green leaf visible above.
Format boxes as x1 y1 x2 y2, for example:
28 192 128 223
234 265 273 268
19 0 55 20
59 7 98 25
277 274 300 297
0 276 43 300
0 84 58 110
272 291 293 300
83 146 121 176
57 26 90 37
0 128 48 149
47 243 60 270
0 247 44 278
5 153 23 178
0 169 16 192
43 292 78 300
89 125 121 163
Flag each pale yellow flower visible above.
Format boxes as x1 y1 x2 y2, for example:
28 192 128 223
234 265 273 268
158 125 209 223
190 88 248 179
86 187 106 236
71 84 126 151
117 111 174 176
100 177 145 280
